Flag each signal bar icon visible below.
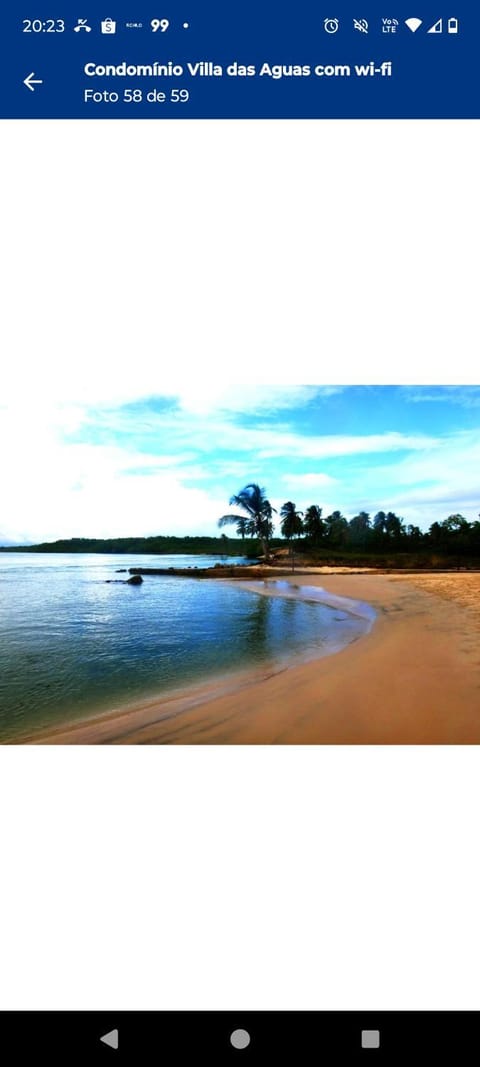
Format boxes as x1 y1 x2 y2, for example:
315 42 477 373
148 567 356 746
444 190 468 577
426 17 459 34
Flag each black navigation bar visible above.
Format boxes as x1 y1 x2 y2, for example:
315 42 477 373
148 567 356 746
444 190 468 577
0 1011 478 1061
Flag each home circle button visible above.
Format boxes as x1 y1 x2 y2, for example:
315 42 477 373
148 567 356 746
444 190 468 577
230 1028 251 1049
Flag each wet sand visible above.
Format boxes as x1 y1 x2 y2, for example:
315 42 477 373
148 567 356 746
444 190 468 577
26 572 480 745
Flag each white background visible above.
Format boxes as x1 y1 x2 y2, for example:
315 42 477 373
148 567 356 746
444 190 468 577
0 121 478 1010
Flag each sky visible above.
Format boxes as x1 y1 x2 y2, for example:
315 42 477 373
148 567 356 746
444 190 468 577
1 385 479 544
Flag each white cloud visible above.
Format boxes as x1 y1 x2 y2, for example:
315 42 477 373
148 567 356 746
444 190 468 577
281 472 336 488
365 429 480 491
95 406 438 462
335 429 480 528
1 378 336 417
0 461 227 544
0 404 224 542
239 429 439 460
171 384 333 415
403 386 480 408
1 390 478 542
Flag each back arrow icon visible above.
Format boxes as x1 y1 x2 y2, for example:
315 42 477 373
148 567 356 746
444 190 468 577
24 72 43 92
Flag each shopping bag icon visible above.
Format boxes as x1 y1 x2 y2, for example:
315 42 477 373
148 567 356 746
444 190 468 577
101 18 116 34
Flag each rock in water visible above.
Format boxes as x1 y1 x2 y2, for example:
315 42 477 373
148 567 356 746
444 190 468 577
126 574 143 585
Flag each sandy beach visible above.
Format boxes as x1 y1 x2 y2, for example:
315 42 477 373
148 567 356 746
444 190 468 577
25 571 480 745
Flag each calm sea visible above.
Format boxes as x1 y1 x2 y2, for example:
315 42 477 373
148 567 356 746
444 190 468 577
0 553 374 741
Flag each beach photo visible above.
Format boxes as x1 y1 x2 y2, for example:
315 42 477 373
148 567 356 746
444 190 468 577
1 384 479 745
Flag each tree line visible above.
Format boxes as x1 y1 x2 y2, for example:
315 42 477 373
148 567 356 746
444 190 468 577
219 483 480 558
2 484 478 560
0 535 251 556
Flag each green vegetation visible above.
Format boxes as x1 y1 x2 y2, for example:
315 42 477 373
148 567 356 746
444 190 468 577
1 492 479 568
300 507 480 558
218 483 276 559
280 501 304 572
303 505 324 545
297 506 480 566
219 487 480 565
0 535 263 556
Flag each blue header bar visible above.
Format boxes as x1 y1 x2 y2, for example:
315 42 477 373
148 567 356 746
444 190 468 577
1 4 478 118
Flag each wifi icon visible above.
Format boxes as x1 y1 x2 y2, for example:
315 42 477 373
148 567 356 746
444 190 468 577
405 17 423 32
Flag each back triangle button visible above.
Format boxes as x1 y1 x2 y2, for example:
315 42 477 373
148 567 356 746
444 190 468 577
100 1029 119 1050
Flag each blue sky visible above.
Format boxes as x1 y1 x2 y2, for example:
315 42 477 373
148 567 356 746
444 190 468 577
1 385 479 543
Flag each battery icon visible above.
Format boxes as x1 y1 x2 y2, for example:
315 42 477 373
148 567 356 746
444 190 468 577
448 18 459 34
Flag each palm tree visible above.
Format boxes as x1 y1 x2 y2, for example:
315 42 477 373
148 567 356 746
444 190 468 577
303 505 324 546
235 517 252 542
280 501 304 572
219 483 276 560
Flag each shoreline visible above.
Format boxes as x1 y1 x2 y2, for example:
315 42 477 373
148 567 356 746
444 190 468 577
21 571 480 745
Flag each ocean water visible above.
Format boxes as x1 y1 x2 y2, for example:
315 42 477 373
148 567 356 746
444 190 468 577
0 554 374 741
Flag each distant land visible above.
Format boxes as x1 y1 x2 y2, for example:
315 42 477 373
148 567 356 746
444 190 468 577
1 531 479 570
0 535 260 556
